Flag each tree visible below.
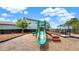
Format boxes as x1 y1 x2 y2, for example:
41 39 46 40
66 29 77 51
70 18 79 34
64 20 72 36
58 18 79 34
64 18 79 34
16 17 31 33
57 24 64 34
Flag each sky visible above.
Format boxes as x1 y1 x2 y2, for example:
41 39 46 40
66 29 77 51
0 7 79 28
0 0 79 29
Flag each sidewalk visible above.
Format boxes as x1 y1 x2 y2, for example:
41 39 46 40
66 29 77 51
71 33 79 39
61 33 79 38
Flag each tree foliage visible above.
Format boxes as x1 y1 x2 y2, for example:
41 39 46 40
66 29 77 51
58 18 79 34
64 18 79 27
16 17 31 33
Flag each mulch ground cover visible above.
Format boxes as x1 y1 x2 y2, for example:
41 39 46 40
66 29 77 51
0 33 25 42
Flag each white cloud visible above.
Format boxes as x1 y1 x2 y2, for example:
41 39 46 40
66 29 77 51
41 7 75 17
1 13 10 17
0 18 5 21
24 11 28 14
49 21 58 29
39 17 51 22
57 15 75 24
0 17 16 22
59 17 75 24
0 17 10 21
41 7 75 24
44 17 51 22
12 19 17 22
41 7 56 16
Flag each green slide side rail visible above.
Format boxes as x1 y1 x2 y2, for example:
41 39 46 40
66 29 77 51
37 20 47 46
37 28 47 45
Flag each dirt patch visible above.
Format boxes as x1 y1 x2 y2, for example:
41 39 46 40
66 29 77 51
0 33 25 42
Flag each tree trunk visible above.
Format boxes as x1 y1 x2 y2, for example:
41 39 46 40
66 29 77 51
68 25 71 36
22 28 24 33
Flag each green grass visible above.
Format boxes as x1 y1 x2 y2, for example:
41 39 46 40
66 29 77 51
72 30 79 34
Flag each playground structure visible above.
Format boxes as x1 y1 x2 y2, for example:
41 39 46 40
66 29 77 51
46 31 61 42
32 20 61 46
37 21 47 46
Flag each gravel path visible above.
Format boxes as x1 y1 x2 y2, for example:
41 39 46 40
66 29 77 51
0 33 79 51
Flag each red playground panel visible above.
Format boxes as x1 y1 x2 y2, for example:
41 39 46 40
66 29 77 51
40 27 44 31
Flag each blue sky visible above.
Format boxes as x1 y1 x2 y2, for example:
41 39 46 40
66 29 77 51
0 7 79 28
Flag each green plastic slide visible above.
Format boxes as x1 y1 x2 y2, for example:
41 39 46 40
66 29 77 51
36 21 47 45
37 27 47 45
